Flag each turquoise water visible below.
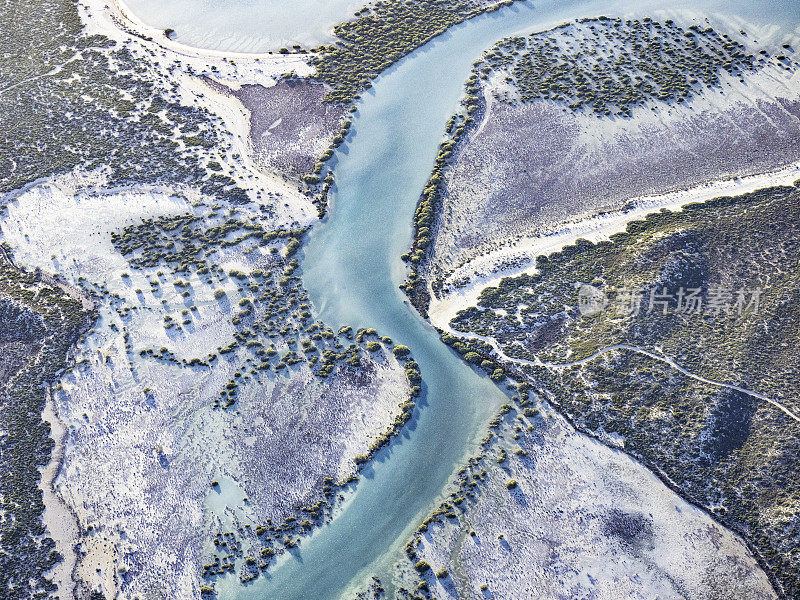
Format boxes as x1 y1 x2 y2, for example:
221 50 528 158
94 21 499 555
149 0 800 597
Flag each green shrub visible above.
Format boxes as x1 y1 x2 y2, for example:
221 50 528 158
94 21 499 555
464 351 482 364
393 344 410 357
414 560 431 573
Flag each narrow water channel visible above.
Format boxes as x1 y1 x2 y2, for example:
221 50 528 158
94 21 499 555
184 0 800 597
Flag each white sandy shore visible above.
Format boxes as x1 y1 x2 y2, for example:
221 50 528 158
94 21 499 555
429 160 800 330
82 0 319 64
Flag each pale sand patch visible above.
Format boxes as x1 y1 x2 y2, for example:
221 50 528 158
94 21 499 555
41 390 79 600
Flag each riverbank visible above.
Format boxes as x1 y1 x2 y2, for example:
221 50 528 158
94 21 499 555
417 16 800 319
12 1 797 600
395 13 800 600
0 1 421 597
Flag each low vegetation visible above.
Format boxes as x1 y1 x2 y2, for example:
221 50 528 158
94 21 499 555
486 17 761 117
403 17 796 315
0 1 248 202
311 0 515 104
200 340 422 590
448 184 800 597
0 258 93 599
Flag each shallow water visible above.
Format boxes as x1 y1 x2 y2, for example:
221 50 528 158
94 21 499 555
125 0 800 53
120 0 365 51
169 0 800 598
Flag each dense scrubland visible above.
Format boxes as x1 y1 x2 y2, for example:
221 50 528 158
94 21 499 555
310 0 515 103
488 16 759 117
110 209 420 391
0 1 248 202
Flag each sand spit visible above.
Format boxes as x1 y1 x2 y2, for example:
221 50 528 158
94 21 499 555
83 0 317 63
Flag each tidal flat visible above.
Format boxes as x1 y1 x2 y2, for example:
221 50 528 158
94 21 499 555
401 13 800 600
415 17 800 312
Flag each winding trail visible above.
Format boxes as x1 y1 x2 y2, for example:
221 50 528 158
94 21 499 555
547 343 800 423
0 62 73 96
467 330 800 424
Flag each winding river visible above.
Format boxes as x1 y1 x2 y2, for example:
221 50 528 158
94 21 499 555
133 0 800 598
